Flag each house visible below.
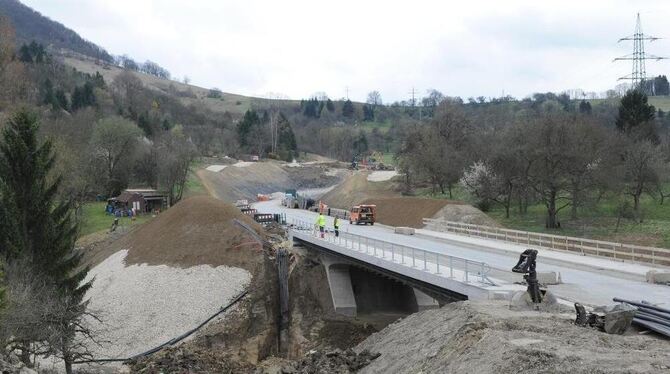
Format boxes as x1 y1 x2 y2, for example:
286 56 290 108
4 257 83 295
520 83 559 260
108 189 166 215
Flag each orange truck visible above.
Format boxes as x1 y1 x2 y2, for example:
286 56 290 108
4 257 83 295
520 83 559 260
349 204 376 225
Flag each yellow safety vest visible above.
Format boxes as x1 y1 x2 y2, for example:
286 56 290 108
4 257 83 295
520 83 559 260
334 218 340 228
317 215 326 227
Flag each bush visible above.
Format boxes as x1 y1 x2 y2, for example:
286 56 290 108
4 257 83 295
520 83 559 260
475 199 492 212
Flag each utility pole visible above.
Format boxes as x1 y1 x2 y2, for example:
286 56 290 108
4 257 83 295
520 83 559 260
614 13 667 89
408 87 417 107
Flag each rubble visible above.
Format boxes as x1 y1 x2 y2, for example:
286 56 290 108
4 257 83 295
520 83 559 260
280 349 380 374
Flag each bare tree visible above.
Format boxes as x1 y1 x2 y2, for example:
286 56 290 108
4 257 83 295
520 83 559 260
157 125 197 205
366 91 382 107
90 116 142 196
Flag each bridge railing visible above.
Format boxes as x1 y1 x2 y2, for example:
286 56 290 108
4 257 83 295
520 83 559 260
290 218 495 285
423 218 670 267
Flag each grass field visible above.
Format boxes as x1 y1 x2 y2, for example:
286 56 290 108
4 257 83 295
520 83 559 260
484 192 670 248
79 202 153 237
590 96 670 111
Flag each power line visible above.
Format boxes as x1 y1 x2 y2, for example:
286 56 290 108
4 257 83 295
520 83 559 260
614 13 667 87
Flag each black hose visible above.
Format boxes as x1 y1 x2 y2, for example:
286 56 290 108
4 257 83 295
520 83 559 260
613 298 670 314
73 290 249 365
634 312 670 328
632 318 670 337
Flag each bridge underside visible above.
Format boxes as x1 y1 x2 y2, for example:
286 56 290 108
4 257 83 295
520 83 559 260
295 238 467 317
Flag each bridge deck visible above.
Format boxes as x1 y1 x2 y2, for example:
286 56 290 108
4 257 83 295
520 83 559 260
291 225 523 301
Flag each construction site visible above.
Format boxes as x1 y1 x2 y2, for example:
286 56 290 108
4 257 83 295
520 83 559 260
45 157 669 374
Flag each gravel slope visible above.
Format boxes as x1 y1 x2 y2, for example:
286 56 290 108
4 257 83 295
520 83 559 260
83 250 251 359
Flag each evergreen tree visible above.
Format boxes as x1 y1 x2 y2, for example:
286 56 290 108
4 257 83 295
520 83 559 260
277 113 297 160
42 78 58 110
362 104 375 121
578 100 592 114
342 99 355 118
616 89 657 142
55 89 69 111
237 109 260 147
326 99 335 112
0 111 92 372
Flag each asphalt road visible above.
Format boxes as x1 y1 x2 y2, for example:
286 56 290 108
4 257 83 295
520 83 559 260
255 199 670 307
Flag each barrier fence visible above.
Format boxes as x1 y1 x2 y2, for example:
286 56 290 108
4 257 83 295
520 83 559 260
423 218 670 267
290 218 495 285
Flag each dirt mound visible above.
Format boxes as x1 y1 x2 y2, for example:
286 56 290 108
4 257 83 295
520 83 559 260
361 198 451 228
286 349 380 373
129 347 256 373
357 301 670 373
321 172 396 209
432 203 501 227
110 195 263 270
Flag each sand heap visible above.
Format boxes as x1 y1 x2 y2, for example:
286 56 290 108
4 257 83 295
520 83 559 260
111 195 263 270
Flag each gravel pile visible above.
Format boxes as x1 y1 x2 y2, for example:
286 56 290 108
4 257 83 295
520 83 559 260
83 250 251 359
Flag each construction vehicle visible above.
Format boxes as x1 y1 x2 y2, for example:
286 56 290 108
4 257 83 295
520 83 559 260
349 204 376 225
512 249 542 303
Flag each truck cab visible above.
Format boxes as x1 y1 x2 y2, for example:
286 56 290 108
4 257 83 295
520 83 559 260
349 204 376 225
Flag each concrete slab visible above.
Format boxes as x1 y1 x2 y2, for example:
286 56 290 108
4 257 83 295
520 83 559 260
321 259 357 317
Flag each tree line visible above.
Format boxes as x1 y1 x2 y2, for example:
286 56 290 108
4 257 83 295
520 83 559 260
396 90 670 229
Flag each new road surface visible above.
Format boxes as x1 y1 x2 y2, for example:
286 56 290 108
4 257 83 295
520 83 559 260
254 199 670 307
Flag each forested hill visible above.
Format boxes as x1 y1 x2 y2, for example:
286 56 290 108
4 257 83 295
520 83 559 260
0 0 112 62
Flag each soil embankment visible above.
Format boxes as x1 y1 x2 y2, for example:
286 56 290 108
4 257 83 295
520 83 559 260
198 161 342 203
321 172 495 228
357 301 670 373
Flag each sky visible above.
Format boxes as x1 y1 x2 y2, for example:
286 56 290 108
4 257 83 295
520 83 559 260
21 0 670 102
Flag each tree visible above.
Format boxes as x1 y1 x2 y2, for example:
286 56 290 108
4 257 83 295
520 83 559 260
71 82 96 111
620 140 662 219
157 126 197 205
90 117 142 196
616 90 657 143
362 104 374 121
526 110 573 228
579 100 592 114
276 114 297 161
342 99 355 118
653 75 670 96
366 91 382 107
326 99 335 112
0 110 93 372
237 109 260 149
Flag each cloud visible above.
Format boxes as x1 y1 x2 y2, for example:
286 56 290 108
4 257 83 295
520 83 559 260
22 0 670 101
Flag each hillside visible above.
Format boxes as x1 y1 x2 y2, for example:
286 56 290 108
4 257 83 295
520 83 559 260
0 0 112 62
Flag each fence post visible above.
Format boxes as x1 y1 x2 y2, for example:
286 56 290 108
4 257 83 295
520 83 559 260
423 251 427 271
401 246 405 264
412 248 416 267
464 260 469 282
391 243 395 262
436 254 441 274
449 256 454 278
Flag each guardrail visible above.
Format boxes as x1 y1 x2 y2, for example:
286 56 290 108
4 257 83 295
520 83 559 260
290 218 495 285
423 218 670 266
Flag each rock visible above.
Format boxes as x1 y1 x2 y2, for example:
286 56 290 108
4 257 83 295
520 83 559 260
394 227 415 235
593 303 637 334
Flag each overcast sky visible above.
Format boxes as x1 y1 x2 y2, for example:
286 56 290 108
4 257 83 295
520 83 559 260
21 0 670 102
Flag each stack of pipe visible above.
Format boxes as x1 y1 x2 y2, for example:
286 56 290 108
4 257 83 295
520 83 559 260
613 298 670 338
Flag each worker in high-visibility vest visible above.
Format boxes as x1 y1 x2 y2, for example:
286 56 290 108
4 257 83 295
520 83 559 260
316 213 326 238
334 216 340 237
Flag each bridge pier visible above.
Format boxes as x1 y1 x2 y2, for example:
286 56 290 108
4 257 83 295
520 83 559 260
321 254 439 317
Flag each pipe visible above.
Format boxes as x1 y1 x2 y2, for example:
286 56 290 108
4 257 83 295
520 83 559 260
632 318 670 338
634 312 670 329
613 298 670 314
634 306 670 321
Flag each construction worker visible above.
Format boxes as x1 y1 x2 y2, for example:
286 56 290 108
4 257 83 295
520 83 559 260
316 212 326 238
334 216 340 237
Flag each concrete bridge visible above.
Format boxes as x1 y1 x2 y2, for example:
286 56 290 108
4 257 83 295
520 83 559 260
289 219 521 317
